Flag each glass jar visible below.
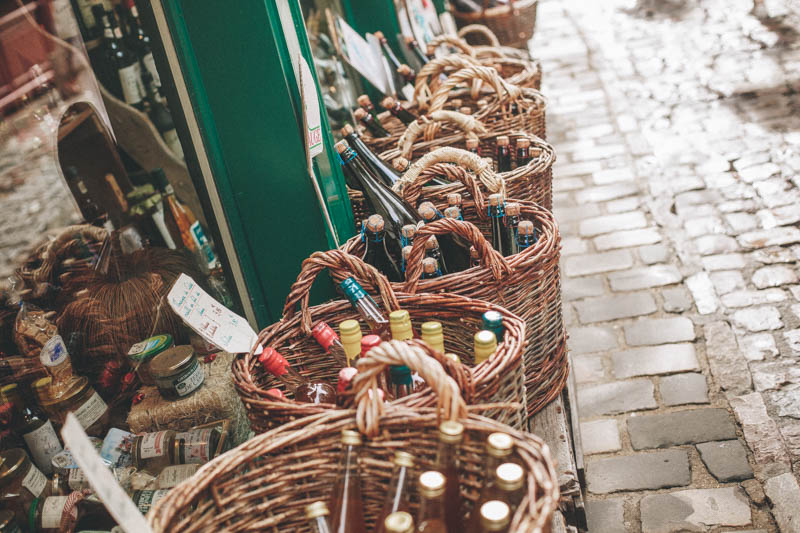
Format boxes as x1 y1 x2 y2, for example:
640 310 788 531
0 449 49 530
28 495 78 533
34 376 109 437
126 334 174 386
131 489 170 515
149 346 205 400
131 431 177 474
175 428 221 465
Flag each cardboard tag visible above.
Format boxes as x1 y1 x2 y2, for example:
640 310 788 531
299 56 323 158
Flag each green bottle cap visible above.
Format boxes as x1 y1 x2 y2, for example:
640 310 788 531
340 277 367 303
390 365 413 386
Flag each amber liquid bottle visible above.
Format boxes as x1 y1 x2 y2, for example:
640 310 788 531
466 433 516 533
435 421 464 531
376 451 416 533
306 501 333 533
476 500 510 533
385 511 415 533
258 348 336 404
416 471 448 533
329 430 367 533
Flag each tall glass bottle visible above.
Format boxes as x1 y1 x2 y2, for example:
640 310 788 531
402 245 413 275
476 500 510 533
474 331 497 365
258 348 336 404
442 207 473 270
340 278 391 340
103 8 144 108
328 430 367 533
502 203 521 256
515 138 532 168
401 225 417 248
495 137 511 173
466 138 480 156
494 463 525 510
341 125 400 187
470 246 481 268
488 194 506 255
389 310 425 392
354 108 390 138
381 97 418 125
357 94 381 123
424 238 448 276
63 167 103 224
516 221 537 251
416 471 447 533
397 65 416 85
0 385 62 474
339 320 363 366
306 502 332 533
363 215 403 282
482 311 505 344
384 511 415 533
404 36 429 66
375 30 406 92
422 258 442 279
124 1 160 88
142 69 183 159
420 322 445 353
435 421 464 532
311 322 350 368
376 451 415 533
466 434 515 533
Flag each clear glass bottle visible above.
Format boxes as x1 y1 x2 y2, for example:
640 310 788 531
474 331 498 365
259 348 336 404
340 277 391 340
384 511 415 533
415 471 447 533
306 501 332 533
495 463 525 511
466 434 515 533
33 376 110 438
328 430 367 533
435 421 464 532
376 452 415 533
312 321 351 368
420 322 444 353
482 312 505 344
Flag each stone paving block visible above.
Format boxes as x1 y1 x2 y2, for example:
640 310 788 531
575 292 658 323
608 265 682 291
752 265 799 288
730 393 791 467
779 422 800 458
556 160 604 178
784 329 800 354
638 243 671 265
575 182 638 203
568 325 618 354
640 488 752 533
586 449 690 494
686 272 719 314
593 167 636 184
724 212 759 233
763 473 800 533
685 216 726 238
704 321 753 394
769 389 800 419
578 379 657 418
751 247 798 264
627 408 737 449
750 360 800 392
710 270 745 295
553 177 586 192
758 205 800 228
593 228 661 251
738 162 780 182
561 236 588 256
696 440 754 482
624 318 695 346
721 289 786 308
662 287 693 312
660 373 709 406
701 253 747 271
579 211 648 237
607 197 640 213
732 306 783 332
573 354 605 384
564 250 634 277
585 498 626 533
581 419 622 455
612 343 699 378
738 333 778 361
693 234 739 255
562 275 606 302
738 227 800 249
557 204 602 223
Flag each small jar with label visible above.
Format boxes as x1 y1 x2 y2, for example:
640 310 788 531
33 376 109 437
175 428 221 465
28 495 79 532
0 448 49 530
131 430 177 474
0 510 19 533
149 346 205 400
126 334 174 386
132 489 171 515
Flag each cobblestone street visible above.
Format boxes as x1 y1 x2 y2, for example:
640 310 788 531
533 0 800 531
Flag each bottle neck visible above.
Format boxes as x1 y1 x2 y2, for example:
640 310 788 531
310 516 332 533
418 492 446 524
436 441 458 470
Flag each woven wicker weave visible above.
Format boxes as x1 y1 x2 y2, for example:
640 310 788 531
232 250 528 433
457 24 535 61
451 0 539 49
150 340 559 533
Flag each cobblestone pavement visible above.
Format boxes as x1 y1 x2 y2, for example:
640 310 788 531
532 0 800 531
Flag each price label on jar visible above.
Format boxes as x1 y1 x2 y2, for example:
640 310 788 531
22 464 47 497
174 363 204 397
42 496 71 529
177 429 211 464
74 391 108 430
156 464 199 489
140 431 170 459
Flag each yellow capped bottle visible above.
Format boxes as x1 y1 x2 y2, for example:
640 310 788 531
435 421 464 531
376 452 415 533
385 511 415 533
416 471 447 533
306 501 333 533
420 322 444 353
474 331 497 365
390 311 425 392
329 430 366 533
339 320 363 366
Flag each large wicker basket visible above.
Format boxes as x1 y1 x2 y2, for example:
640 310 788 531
451 0 539 49
149 340 559 533
232 250 528 433
457 24 535 61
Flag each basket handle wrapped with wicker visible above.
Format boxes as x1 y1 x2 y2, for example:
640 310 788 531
413 54 482 110
396 110 488 159
457 24 502 47
427 66 521 113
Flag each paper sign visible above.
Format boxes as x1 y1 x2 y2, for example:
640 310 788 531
299 56 323 158
167 273 260 355
61 414 154 533
330 14 388 94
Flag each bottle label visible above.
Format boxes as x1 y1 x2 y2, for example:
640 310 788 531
143 52 161 87
118 63 144 105
163 129 184 160
139 431 170 459
175 362 204 397
22 464 47 497
135 489 169 514
156 464 198 489
74 391 107 430
23 420 62 474
40 335 69 366
42 496 70 529
68 467 89 490
176 429 211 464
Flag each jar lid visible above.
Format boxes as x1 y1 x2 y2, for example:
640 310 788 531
0 509 13 529
0 448 28 483
149 345 196 377
35 375 89 406
127 335 174 363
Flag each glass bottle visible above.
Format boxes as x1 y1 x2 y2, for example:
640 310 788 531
63 167 104 225
442 207 472 271
306 501 332 533
376 451 415 533
401 225 417 248
329 430 367 533
488 194 506 255
29 495 78 533
495 137 511 173
422 258 442 279
424 238 448 276
502 203 521 256
354 108 390 138
435 421 464 532
416 471 447 533
363 215 404 282
384 511 415 533
447 193 463 211
142 69 183 159
466 434 515 533
474 331 498 365
375 30 406 91
404 36 429 66
342 124 401 187
420 322 444 353
340 277 391 340
451 0 483 13
402 246 413 275
175 427 223 464
515 138 532 168
495 463 525 511
477 500 510 533
357 94 381 124
381 97 418 125
516 221 537 251
339 320 363 366
419 202 440 225
397 64 416 85
154 168 197 252
0 449 49 528
34 376 110 438
311 321 351 368
101 7 144 108
258 348 336 404
466 138 480 156
389 311 425 392
124 0 160 88
0 385 62 474
132 489 171 514
131 430 176 473
393 157 410 175
482 312 505 344
445 353 461 364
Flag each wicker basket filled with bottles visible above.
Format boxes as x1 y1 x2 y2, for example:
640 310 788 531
451 0 538 50
456 24 539 63
150 341 560 533
232 250 529 433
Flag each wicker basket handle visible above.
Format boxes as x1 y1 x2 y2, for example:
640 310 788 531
428 66 521 114
396 110 488 159
282 249 400 335
394 146 504 199
402 217 511 294
413 54 478 110
425 35 476 57
353 339 469 437
457 24 501 47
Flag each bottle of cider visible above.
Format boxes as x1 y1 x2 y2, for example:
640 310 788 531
339 320 363 366
306 502 333 533
363 215 403 282
495 137 511 173
466 434 516 533
340 277 391 340
420 322 445 353
515 138 532 168
503 203 522 256
402 245 413 274
482 311 505 344
404 36 429 66
416 471 448 533
328 430 367 533
401 224 417 248
516 221 537 251
354 107 390 138
424 237 448 276
311 321 351 368
474 331 498 365
258 348 336 404
376 451 416 533
477 500 510 533
434 421 464 531
488 194 506 255
381 96 418 125
384 511 415 533
495 463 525 510
341 124 401 187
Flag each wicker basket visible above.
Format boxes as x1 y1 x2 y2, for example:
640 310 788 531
451 0 539 49
457 24 535 61
342 181 567 421
232 249 528 433
149 340 559 533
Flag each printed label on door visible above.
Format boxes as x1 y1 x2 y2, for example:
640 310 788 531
22 465 47 497
74 392 107 430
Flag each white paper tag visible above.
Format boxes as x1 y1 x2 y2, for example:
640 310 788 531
299 56 323 159
168 274 259 355
156 464 199 489
22 464 47 497
42 496 70 529
140 431 170 459
61 414 154 533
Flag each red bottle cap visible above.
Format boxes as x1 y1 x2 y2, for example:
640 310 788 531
258 347 289 377
361 335 382 356
265 388 285 399
337 367 358 394
311 322 338 352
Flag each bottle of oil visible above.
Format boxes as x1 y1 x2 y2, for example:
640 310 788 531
376 452 415 533
306 501 333 533
415 471 447 533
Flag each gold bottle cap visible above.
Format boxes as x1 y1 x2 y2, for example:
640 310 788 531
401 224 417 240
341 124 354 136
402 246 413 261
393 157 410 172
488 193 504 207
445 352 461 363
305 501 330 519
341 430 362 446
480 500 510 531
357 94 372 108
474 330 498 364
447 193 462 206
421 321 442 336
486 432 514 458
339 319 361 336
381 96 397 109
149 345 196 377
470 246 479 259
393 451 415 468
422 257 438 274
459 106 472 115
419 205 437 222
505 202 520 216
438 421 464 443
334 140 350 154
516 138 531 148
496 136 510 146
419 470 446 497
366 214 385 233
384 511 414 533
518 220 535 236
424 236 439 250
353 107 368 120
465 138 479 149
496 462 524 492
443 206 460 219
